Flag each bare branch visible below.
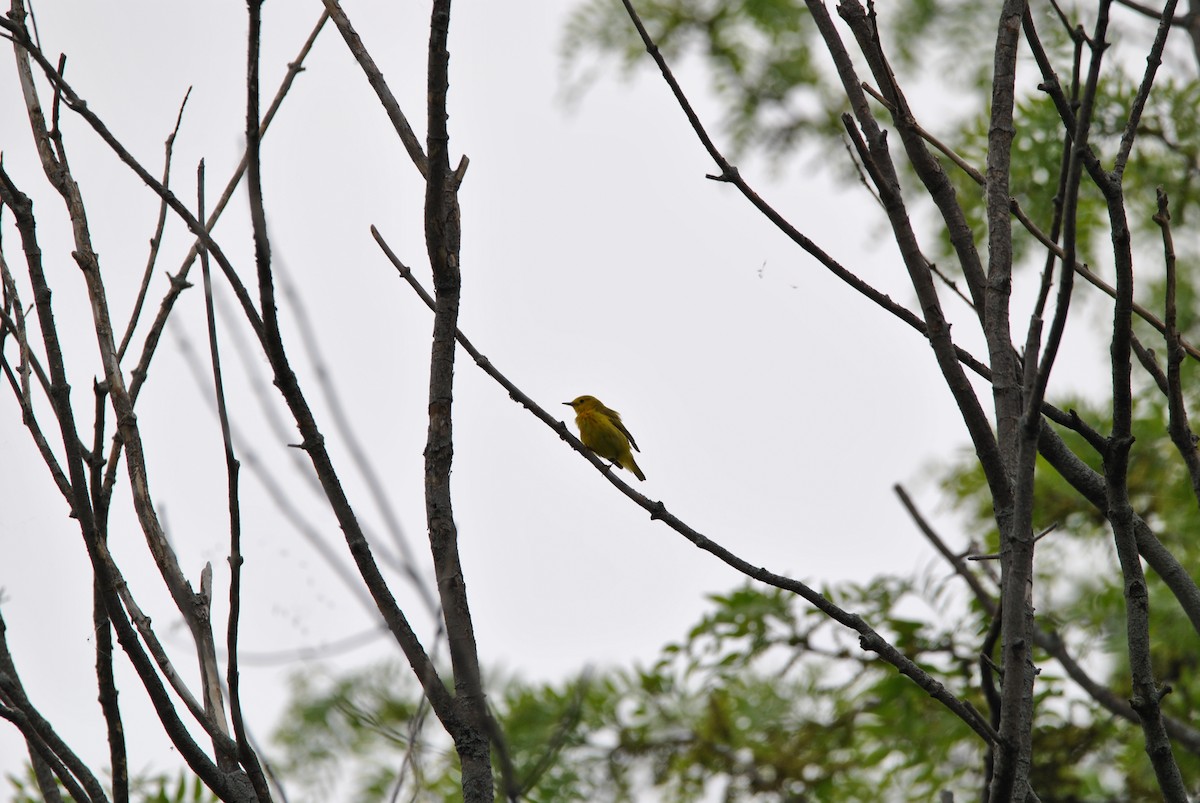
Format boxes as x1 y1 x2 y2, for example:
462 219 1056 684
196 154 260 789
275 259 434 609
115 8 328 425
418 1 495 799
1114 0 1180 175
1154 189 1200 500
1082 0 1190 791
116 86 191 362
894 485 996 608
865 75 1200 365
0 312 71 501
92 575 128 803
0 609 106 802
321 0 428 178
839 2 987 316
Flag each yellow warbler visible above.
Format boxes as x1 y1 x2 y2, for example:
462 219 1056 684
563 395 646 481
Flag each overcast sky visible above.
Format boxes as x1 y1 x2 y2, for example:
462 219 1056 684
0 0 1119 793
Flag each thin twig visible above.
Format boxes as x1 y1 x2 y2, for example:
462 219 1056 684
840 3 987 316
94 10 329 512
0 310 71 500
1154 189 1200 500
1132 332 1169 395
117 86 191 361
275 259 434 608
894 485 994 606
92 531 129 803
1090 0 1189 791
1114 0 1186 22
118 9 329 410
169 322 400 620
236 7 286 799
0 609 99 802
0 244 32 411
1027 0 1111 433
197 155 255 785
321 0 428 178
1114 0 1179 176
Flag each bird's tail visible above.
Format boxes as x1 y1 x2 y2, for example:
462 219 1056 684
623 454 646 481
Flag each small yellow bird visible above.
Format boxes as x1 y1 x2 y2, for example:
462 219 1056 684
564 395 646 481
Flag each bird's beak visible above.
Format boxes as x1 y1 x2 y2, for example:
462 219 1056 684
562 401 572 407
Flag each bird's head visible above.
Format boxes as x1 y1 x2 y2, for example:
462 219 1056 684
564 395 601 411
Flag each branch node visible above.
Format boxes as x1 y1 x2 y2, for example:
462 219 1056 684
288 435 324 452
704 166 739 183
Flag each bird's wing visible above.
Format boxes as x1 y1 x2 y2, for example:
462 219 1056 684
611 415 639 452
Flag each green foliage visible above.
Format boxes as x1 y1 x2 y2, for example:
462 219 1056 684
4 767 49 803
273 567 1200 800
938 373 1200 795
273 581 990 801
561 1 1081 161
273 662 440 801
942 73 1200 268
137 772 221 803
4 765 218 803
562 0 842 156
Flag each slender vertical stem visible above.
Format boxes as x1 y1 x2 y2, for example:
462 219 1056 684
422 1 494 800
983 2 1037 799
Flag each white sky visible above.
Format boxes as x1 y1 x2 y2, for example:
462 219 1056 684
0 0 1125 795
